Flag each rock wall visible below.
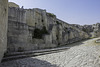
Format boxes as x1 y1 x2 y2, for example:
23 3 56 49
7 6 90 52
8 21 29 52
0 0 8 62
8 7 26 23
25 8 48 30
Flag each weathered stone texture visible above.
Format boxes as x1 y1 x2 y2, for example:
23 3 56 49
7 21 29 52
7 7 29 52
0 0 8 62
72 23 100 38
7 6 92 53
8 7 26 23
25 8 48 30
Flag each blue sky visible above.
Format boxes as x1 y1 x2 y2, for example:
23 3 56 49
9 0 100 25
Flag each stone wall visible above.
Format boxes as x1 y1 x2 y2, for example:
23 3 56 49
7 6 90 53
0 0 8 62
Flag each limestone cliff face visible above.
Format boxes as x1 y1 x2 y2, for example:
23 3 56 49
25 8 48 30
7 6 90 52
8 7 26 23
0 0 8 62
8 21 29 52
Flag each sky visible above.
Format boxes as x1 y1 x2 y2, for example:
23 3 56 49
9 0 100 25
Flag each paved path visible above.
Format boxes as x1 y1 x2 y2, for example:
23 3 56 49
0 38 100 67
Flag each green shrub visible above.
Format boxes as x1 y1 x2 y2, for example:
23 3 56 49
47 12 56 17
33 28 42 39
33 26 48 39
56 21 62 25
82 28 88 32
56 21 59 24
41 26 48 34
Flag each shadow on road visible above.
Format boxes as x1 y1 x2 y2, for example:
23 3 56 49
0 57 59 67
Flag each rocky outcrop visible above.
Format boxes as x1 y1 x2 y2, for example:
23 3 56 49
72 23 100 38
8 2 19 8
92 23 100 37
7 6 90 52
0 0 8 62
71 24 93 33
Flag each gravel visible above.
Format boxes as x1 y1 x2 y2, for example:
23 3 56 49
0 38 100 67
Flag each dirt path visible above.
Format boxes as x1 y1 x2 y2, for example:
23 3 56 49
0 38 100 67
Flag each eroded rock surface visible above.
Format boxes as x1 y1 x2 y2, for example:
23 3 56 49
7 6 89 52
0 0 8 62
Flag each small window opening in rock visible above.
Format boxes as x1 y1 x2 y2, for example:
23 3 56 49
68 31 70 34
5 8 6 12
42 19 44 22
35 23 37 25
